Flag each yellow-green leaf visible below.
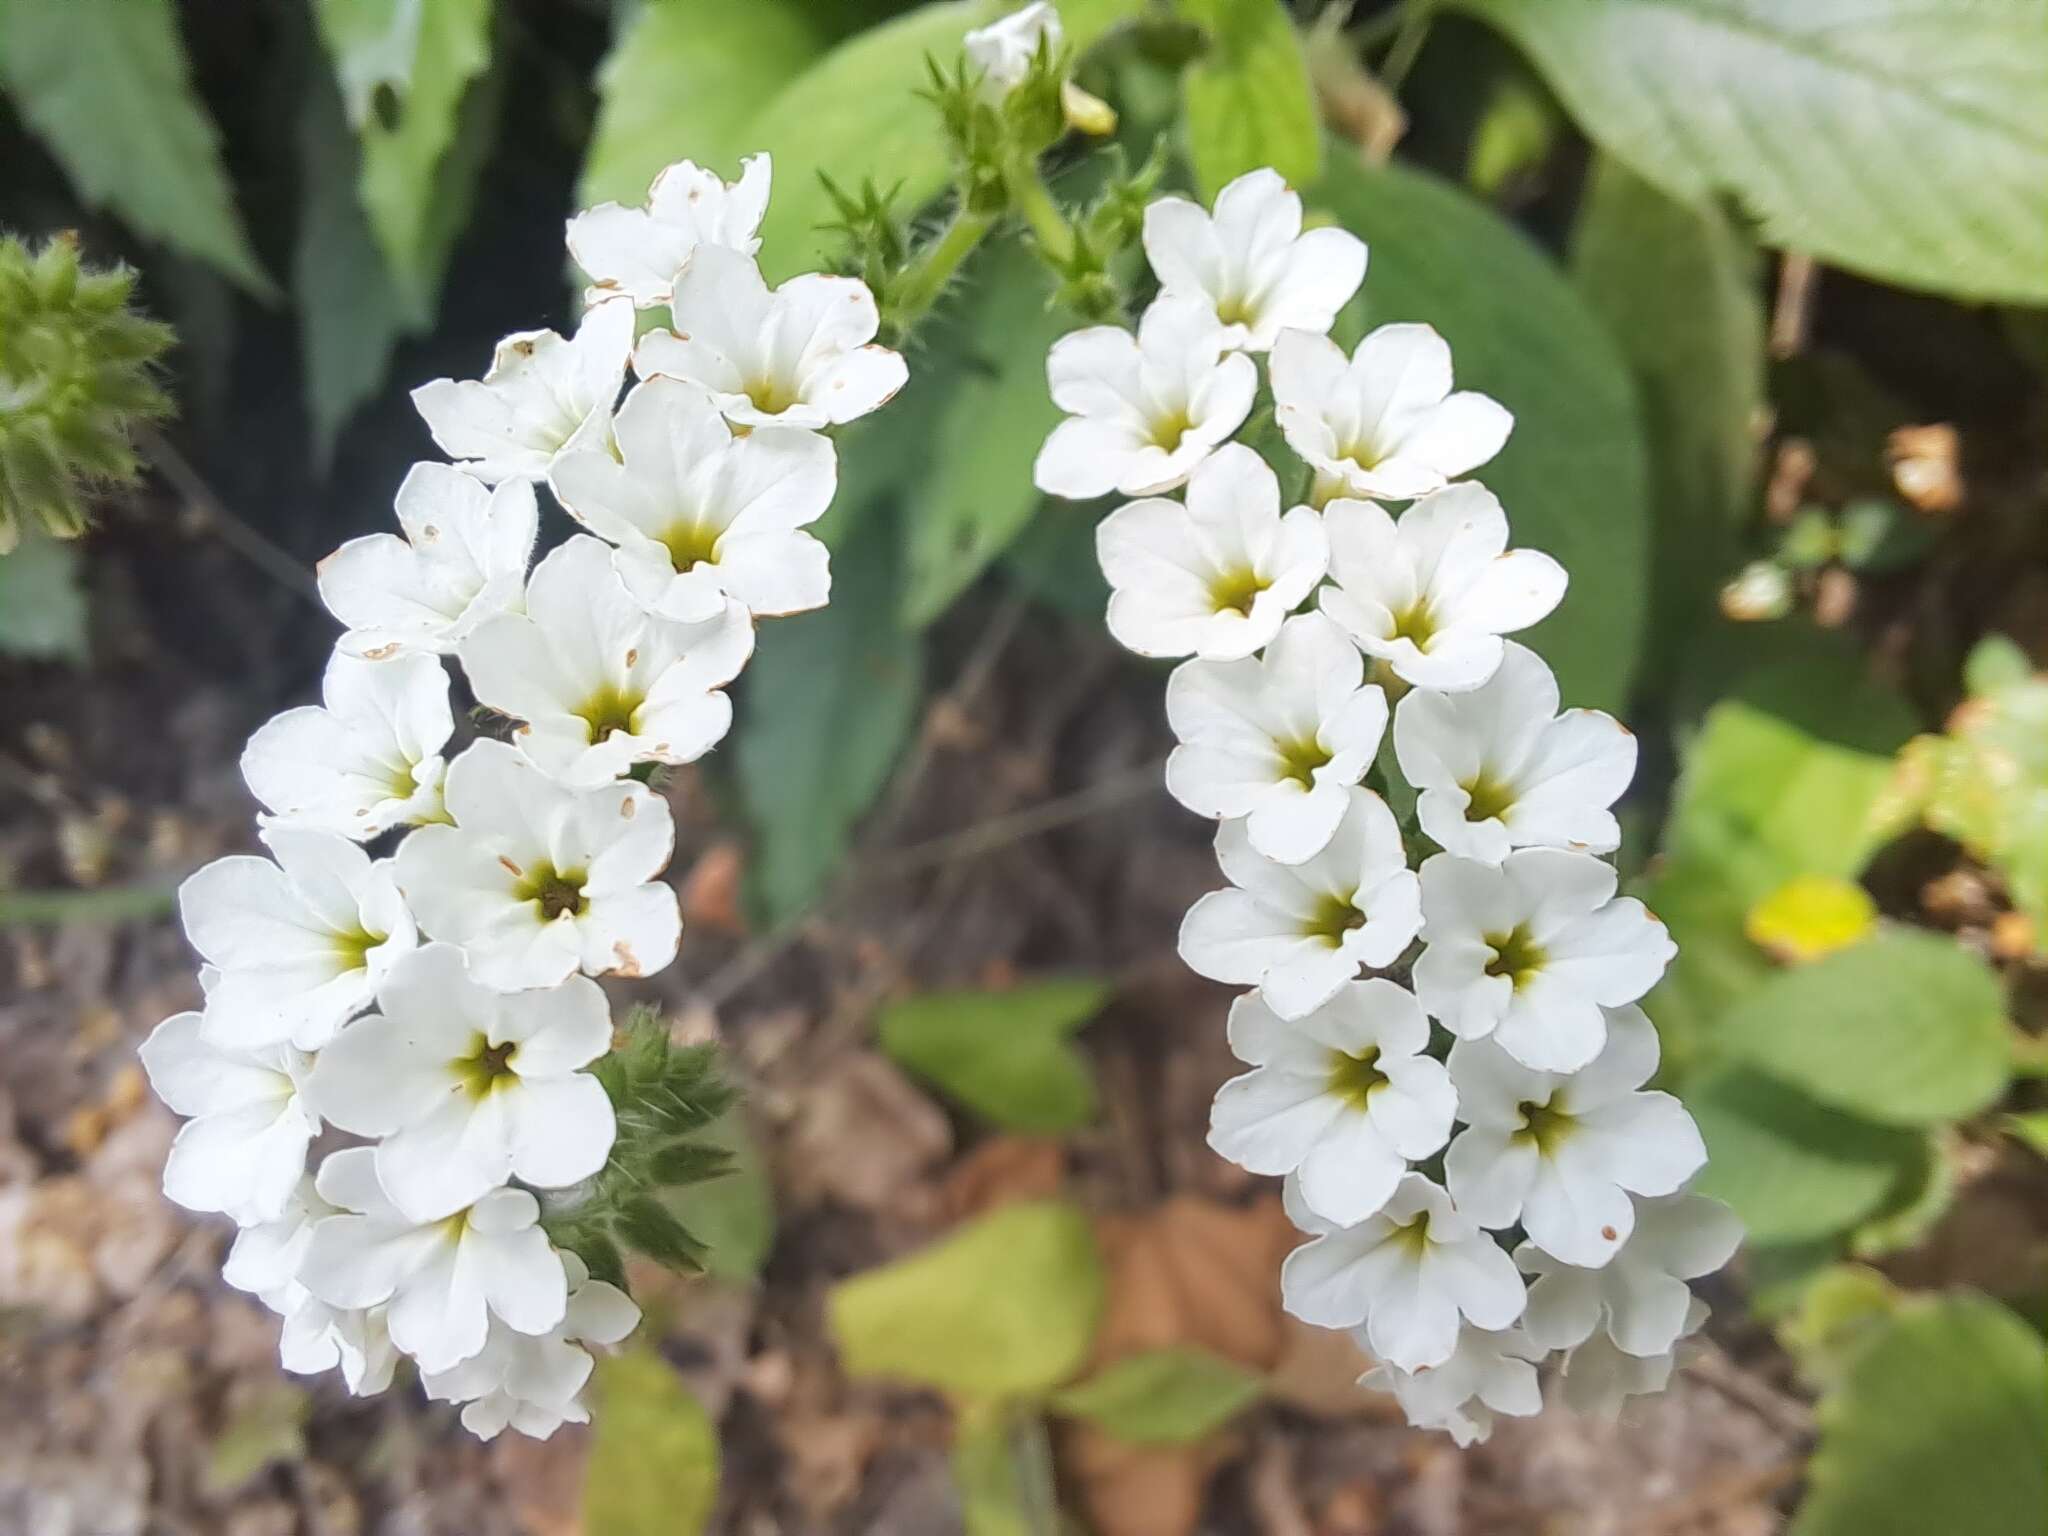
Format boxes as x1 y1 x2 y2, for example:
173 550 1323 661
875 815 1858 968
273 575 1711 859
1048 1347 1262 1445
1743 875 1876 965
584 1350 720 1536
878 975 1108 1132
1180 0 1321 198
953 1404 1061 1536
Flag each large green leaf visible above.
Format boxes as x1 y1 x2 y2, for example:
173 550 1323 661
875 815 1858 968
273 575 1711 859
0 0 272 294
829 1200 1104 1402
878 976 1109 1132
666 1109 776 1283
734 527 923 924
1449 0 2048 303
902 238 1067 625
1179 0 1321 198
1571 154 1763 688
315 0 493 320
1048 1347 1262 1445
1716 929 2010 1128
0 532 88 663
577 0 827 212
742 0 1147 280
583 1350 720 1536
1792 1293 2048 1536
1688 1069 1922 1245
953 1406 1061 1536
1311 152 1649 712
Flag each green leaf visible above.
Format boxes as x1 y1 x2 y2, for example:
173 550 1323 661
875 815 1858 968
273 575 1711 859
1448 0 2048 304
1179 0 1321 199
1774 1264 1902 1391
584 1350 720 1536
1571 154 1763 689
315 0 494 320
578 0 827 212
0 531 88 663
0 0 272 294
742 0 1147 280
1687 1069 1923 1245
953 1405 1061 1536
667 1110 776 1284
829 1200 1104 1402
902 238 1066 626
2007 1111 2048 1160
735 528 923 924
1048 1347 1262 1445
294 57 410 469
203 1382 308 1495
1311 152 1649 712
1792 1293 2048 1536
878 976 1108 1132
1716 929 2010 1128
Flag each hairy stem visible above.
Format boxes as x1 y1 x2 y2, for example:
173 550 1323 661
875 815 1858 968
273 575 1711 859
886 206 996 340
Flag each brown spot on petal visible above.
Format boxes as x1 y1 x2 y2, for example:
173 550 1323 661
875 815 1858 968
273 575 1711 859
624 647 638 667
610 941 642 978
593 278 621 291
421 523 440 541
362 641 401 661
1601 1225 1618 1241
511 339 536 357
498 855 525 879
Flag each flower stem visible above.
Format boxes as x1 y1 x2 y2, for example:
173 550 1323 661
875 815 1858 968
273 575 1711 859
885 206 996 341
1003 155 1077 265
1376 0 1436 95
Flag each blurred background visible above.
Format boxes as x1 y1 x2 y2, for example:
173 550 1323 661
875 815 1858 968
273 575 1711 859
2 0 2046 1532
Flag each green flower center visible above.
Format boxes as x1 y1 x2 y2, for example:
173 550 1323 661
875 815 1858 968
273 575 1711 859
1514 1097 1577 1155
514 861 589 921
744 376 798 415
1213 293 1255 328
1483 924 1546 988
575 682 643 743
1388 600 1436 646
1275 734 1333 790
659 519 723 573
454 1032 520 1100
1388 1209 1434 1254
1307 890 1366 946
1461 770 1517 823
1150 405 1194 452
1208 565 1271 618
331 925 384 971
1326 1046 1390 1112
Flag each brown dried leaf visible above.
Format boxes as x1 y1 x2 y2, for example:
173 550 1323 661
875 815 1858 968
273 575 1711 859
784 1052 951 1213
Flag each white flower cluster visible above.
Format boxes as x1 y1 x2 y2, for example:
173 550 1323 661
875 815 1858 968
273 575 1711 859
1035 166 1739 1442
145 152 904 1438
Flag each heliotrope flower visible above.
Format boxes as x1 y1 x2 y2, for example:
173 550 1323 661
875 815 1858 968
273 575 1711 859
301 1148 567 1375
1359 1325 1544 1446
318 464 538 660
1318 483 1566 692
1279 1171 1526 1372
393 740 680 992
550 376 837 624
964 1 1063 100
310 944 617 1221
1554 1297 1708 1418
1095 443 1326 661
1179 787 1420 1019
1443 1009 1705 1266
241 649 453 837
412 298 635 484
1413 848 1675 1072
1164 611 1387 863
1517 1190 1740 1356
1034 294 1256 499
1392 641 1634 863
1208 980 1453 1227
179 826 416 1051
635 246 907 430
460 534 755 788
566 154 771 309
1271 321 1511 502
224 1177 398 1395
1142 168 1367 353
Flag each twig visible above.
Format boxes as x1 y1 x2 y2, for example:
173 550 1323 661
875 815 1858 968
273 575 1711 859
864 757 1167 877
136 424 322 604
1686 1344 1815 1441
1770 252 1818 359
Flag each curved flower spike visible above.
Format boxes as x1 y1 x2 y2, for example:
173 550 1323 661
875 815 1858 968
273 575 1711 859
1517 1190 1740 1356
567 154 771 309
393 740 680 992
635 246 906 430
1358 1325 1544 1446
412 298 635 484
1143 168 1367 353
318 464 538 660
1271 321 1511 502
140 1006 317 1223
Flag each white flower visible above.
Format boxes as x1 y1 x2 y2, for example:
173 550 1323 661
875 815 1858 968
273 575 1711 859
411 298 635 483
421 1250 640 1441
241 649 453 837
1359 1325 1544 1446
634 246 906 430
1555 1297 1708 1419
179 826 416 1051
302 1147 568 1375
550 376 837 624
1179 787 1420 1020
1142 169 1367 353
1208 980 1453 1227
1271 322 1511 501
1413 848 1675 1072
393 739 679 991
1517 1191 1740 1356
461 534 754 788
1164 611 1387 862
310 944 617 1221
1034 295 1256 499
318 464 539 660
567 154 771 309
964 1 1063 101
1392 642 1634 863
1318 483 1566 692
1095 444 1326 661
1443 1010 1705 1266
139 1007 316 1223
1279 1172 1526 1371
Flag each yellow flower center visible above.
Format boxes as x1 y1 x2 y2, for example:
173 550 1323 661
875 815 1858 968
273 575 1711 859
575 682 643 744
454 1032 519 1100
1483 924 1546 989
1461 770 1516 823
514 861 588 921
659 520 722 573
1514 1097 1576 1155
1275 734 1333 790
1326 1046 1390 1112
1208 565 1271 618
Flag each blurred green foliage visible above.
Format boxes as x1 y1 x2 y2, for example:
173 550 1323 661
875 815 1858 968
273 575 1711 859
879 976 1109 1131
